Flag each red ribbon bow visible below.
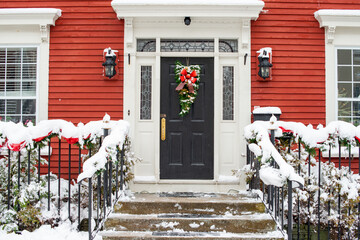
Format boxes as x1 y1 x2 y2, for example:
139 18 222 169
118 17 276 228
176 68 198 93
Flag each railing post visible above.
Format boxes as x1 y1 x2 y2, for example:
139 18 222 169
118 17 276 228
120 144 125 191
68 143 71 218
288 180 293 240
103 114 111 207
7 149 11 210
88 177 92 240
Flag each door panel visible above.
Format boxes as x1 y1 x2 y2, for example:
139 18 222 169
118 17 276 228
160 57 214 179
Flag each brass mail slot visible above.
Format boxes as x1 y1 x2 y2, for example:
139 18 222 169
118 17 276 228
161 118 166 141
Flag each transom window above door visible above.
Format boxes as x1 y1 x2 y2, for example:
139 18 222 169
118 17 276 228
136 39 238 53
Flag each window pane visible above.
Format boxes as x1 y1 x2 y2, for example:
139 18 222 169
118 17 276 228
0 100 4 114
22 64 37 80
6 81 21 97
338 49 352 65
354 50 360 65
354 102 360 117
22 115 35 124
338 83 352 98
223 66 234 120
22 81 36 96
7 48 21 64
338 117 351 123
6 99 21 114
354 67 360 81
137 39 156 52
23 48 37 63
7 115 20 123
0 49 5 64
22 99 36 114
6 64 21 80
354 117 360 126
219 40 238 53
354 83 360 98
161 39 214 52
0 65 4 80
140 66 152 120
338 101 351 116
0 81 4 97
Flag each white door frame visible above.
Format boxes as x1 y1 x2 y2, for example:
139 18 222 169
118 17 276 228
112 1 264 192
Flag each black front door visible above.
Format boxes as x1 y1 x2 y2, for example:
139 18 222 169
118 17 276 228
160 57 214 179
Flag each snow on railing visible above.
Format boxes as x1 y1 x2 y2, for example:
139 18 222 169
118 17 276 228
245 117 360 240
0 114 119 151
244 116 304 187
0 114 131 240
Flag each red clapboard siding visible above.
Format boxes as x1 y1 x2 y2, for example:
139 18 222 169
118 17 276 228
2 1 124 179
252 1 360 125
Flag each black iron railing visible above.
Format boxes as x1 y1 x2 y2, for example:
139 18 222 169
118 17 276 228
0 126 127 240
248 130 360 240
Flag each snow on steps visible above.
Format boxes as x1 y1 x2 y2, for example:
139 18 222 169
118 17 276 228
100 192 284 240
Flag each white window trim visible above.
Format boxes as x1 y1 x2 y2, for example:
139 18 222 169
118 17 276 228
0 8 61 122
315 10 360 123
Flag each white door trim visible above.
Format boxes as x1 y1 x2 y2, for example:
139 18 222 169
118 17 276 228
112 2 263 191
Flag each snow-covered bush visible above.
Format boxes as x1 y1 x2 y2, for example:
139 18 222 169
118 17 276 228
277 135 360 239
0 116 138 234
243 120 360 239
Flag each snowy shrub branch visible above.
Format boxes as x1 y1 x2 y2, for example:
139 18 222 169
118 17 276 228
244 120 304 187
243 118 360 238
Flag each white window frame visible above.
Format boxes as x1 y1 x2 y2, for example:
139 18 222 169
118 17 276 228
0 8 61 122
0 45 39 123
315 10 360 123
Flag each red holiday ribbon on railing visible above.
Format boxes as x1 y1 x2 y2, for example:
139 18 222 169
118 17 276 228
176 68 198 93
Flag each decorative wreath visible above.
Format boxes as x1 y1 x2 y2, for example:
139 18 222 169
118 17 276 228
174 61 201 116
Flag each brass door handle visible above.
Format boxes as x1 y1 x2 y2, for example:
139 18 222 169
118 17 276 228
161 117 166 141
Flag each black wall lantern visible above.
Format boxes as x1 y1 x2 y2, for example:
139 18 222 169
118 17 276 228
103 48 117 79
184 16 191 26
257 47 273 80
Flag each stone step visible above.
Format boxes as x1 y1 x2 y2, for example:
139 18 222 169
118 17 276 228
103 213 277 234
114 192 265 215
101 230 285 240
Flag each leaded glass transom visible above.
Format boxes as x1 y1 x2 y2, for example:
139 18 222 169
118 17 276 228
137 39 156 52
219 40 238 53
223 66 234 120
140 66 152 120
161 39 214 52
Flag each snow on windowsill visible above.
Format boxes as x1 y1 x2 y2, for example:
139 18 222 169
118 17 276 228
252 106 282 114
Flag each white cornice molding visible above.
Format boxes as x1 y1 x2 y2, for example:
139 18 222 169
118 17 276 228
111 0 264 20
315 10 360 44
0 8 62 26
315 10 360 28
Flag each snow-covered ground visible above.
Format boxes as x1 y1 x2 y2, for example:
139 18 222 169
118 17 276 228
0 220 102 240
